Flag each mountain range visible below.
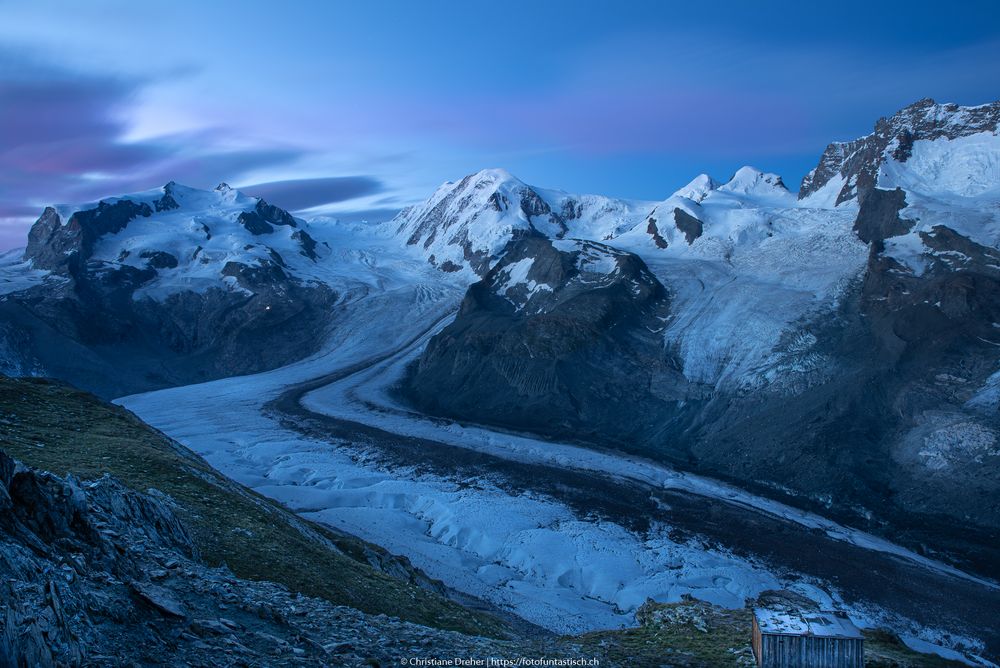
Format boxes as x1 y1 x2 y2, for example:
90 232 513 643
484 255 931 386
2 97 1000 663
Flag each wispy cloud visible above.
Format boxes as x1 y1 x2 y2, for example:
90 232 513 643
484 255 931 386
0 50 390 248
238 176 385 212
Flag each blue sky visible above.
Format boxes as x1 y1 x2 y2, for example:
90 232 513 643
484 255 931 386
1 0 998 249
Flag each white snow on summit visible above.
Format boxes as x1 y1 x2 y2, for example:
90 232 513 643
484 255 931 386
671 174 718 203
389 169 654 274
716 166 792 201
58 183 333 300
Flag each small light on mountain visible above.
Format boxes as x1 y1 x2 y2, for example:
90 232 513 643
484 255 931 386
264 305 271 311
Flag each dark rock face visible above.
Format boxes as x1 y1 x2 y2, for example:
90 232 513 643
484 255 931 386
154 182 181 212
139 249 179 269
254 199 298 228
560 199 583 221
672 208 703 244
852 187 913 245
519 189 567 236
23 207 68 270
799 98 1000 204
0 450 196 666
237 198 301 235
645 217 669 248
0 266 336 398
238 209 276 235
842 221 1000 569
292 229 319 260
24 199 154 273
681 218 1000 574
403 237 686 446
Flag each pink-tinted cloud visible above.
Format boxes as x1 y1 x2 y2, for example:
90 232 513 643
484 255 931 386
0 51 386 249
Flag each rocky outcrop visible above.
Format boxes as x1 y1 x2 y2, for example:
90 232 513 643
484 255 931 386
237 199 298 235
0 449 195 665
852 187 913 245
0 445 643 666
672 208 703 244
139 249 179 269
403 237 686 446
0 451 591 666
646 218 669 248
25 200 154 273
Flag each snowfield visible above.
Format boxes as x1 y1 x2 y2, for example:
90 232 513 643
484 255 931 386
0 248 60 296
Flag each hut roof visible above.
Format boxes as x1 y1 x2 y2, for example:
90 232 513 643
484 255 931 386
753 608 863 639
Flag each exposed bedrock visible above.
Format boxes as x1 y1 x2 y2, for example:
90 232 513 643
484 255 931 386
402 236 688 446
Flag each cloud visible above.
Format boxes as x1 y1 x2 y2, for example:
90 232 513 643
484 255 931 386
0 49 309 249
238 176 384 211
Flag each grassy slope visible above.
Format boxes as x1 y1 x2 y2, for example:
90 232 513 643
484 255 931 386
0 375 509 639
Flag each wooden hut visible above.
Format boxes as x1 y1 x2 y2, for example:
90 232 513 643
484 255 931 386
752 607 864 667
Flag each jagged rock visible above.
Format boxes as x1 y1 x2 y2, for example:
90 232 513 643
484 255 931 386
154 182 181 212
190 618 233 636
0 450 610 666
131 581 187 618
138 249 179 269
238 210 276 235
293 229 319 260
646 217 668 248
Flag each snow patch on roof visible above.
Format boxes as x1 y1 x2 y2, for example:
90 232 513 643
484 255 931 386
754 607 863 639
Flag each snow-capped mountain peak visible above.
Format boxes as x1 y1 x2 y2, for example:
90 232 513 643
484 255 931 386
671 174 718 203
716 166 790 197
389 169 654 275
799 98 1000 207
23 182 328 301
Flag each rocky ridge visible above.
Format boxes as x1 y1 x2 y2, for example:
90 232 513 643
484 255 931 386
799 98 1000 205
0 449 564 666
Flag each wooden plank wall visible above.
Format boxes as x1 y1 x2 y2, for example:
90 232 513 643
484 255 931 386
758 633 863 667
